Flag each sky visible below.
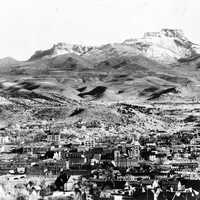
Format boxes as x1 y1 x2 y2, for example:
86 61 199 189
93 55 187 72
0 0 199 60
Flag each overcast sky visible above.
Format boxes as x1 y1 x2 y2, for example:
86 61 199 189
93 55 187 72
0 0 199 60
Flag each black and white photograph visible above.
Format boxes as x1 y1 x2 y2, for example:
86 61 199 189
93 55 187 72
0 0 200 199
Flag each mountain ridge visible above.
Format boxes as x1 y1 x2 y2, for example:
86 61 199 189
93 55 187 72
0 29 200 104
28 29 200 64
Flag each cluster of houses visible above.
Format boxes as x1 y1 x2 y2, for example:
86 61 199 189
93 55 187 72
0 120 200 199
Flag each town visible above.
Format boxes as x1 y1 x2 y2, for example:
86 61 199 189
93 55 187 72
0 117 200 200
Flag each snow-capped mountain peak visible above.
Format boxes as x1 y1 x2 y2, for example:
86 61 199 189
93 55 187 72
123 29 198 63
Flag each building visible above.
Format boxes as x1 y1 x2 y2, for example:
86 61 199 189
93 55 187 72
115 157 139 168
62 152 87 168
84 139 96 148
0 135 10 144
129 141 141 161
47 132 60 143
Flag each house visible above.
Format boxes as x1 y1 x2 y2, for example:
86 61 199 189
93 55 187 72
64 175 81 191
91 154 101 165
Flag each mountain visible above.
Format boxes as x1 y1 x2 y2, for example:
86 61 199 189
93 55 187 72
123 29 200 63
1 29 200 103
29 42 94 61
28 29 200 64
1 29 200 134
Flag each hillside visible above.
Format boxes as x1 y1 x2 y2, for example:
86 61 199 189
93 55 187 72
0 29 200 135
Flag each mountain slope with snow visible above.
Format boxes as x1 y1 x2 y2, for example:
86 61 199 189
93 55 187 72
28 29 200 65
123 29 199 63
